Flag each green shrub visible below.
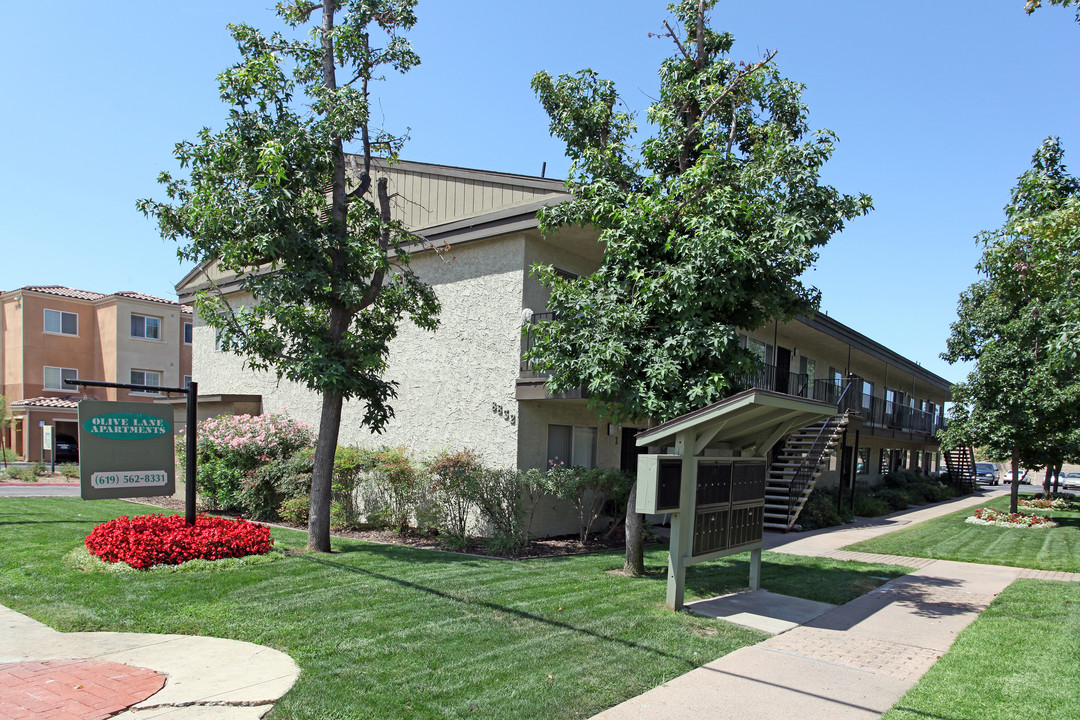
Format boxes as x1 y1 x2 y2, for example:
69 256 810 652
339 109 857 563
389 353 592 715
4 466 37 482
367 446 422 534
330 445 369 529
58 463 80 479
31 461 47 476
872 488 909 512
279 496 310 524
427 449 483 541
471 467 527 551
541 464 619 542
853 493 891 517
798 486 851 530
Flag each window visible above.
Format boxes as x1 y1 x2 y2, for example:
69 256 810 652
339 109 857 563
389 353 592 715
799 356 816 380
857 447 870 475
44 366 78 391
746 338 771 364
183 375 192 388
131 314 162 340
43 309 78 336
861 380 875 411
547 424 597 469
130 369 162 394
184 322 193 344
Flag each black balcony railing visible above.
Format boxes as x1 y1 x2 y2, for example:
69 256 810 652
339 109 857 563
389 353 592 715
520 312 558 377
739 364 811 398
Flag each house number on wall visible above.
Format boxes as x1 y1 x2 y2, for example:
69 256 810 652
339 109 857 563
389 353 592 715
491 403 516 426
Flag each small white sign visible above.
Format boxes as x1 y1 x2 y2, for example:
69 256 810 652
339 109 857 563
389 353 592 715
90 471 170 489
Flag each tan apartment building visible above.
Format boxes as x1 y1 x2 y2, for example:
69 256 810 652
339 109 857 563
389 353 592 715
0 286 192 462
177 158 952 535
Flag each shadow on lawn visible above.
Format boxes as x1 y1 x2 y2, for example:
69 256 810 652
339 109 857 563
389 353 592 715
302 553 700 669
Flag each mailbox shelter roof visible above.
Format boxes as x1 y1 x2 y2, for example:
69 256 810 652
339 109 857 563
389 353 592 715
635 389 837 456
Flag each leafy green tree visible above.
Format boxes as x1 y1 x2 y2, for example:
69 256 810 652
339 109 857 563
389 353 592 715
528 0 870 573
139 0 439 552
1025 0 1080 21
942 138 1080 512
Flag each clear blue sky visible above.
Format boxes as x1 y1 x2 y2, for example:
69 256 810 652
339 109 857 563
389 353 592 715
1 1 1077 384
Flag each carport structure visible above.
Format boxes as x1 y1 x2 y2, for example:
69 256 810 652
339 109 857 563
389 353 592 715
635 389 836 609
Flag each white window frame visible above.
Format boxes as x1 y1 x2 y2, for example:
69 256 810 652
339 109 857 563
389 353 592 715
183 321 193 345
130 369 162 395
183 375 192 388
131 313 162 341
43 309 78 336
43 366 79 391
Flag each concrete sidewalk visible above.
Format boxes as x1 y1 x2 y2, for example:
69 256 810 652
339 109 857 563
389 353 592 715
0 604 299 719
591 487 1080 720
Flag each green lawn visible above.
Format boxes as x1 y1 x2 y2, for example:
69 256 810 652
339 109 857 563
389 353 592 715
882 579 1080 720
0 498 911 720
844 494 1080 573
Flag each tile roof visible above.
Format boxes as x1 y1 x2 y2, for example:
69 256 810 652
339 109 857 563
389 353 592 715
19 285 106 301
10 286 190 312
10 396 81 409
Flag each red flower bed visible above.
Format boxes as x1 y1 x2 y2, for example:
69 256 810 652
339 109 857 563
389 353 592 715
85 514 274 569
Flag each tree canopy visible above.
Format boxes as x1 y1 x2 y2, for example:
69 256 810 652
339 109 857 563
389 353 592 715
528 0 871 573
942 137 1080 511
526 0 871 426
139 0 439 551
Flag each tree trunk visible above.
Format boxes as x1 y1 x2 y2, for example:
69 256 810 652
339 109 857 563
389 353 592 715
1044 463 1053 497
1010 450 1020 514
624 482 645 576
1053 458 1063 494
308 389 344 552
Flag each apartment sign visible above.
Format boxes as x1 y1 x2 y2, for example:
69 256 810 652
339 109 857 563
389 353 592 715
78 401 176 500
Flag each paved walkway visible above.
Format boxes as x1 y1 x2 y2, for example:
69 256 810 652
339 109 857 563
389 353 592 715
591 487 1080 720
0 604 299 719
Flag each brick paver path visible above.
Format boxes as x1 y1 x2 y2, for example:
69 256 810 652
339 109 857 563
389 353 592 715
0 659 165 720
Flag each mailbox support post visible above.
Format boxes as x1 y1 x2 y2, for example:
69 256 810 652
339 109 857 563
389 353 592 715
666 430 696 610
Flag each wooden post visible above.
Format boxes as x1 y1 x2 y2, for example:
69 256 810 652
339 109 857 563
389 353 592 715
666 430 696 610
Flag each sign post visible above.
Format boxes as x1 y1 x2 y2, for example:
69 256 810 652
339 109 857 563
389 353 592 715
43 424 54 472
70 379 198 526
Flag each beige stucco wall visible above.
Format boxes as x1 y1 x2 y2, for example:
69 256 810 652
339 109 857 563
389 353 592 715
191 235 529 468
112 300 188 401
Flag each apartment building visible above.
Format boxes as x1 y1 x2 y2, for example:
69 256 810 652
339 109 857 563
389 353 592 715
0 286 192 462
177 158 950 534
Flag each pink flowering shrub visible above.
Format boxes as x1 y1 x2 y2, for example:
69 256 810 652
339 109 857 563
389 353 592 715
178 413 314 512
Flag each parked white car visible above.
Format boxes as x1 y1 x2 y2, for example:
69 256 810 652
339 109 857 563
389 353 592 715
1002 470 1028 484
1060 472 1080 489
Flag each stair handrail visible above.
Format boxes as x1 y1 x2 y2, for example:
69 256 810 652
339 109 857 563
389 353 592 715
785 378 855 525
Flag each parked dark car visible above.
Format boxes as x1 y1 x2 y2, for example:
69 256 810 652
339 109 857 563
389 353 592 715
54 433 79 463
975 462 999 485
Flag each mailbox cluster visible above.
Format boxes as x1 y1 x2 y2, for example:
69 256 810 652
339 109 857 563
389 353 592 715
637 455 767 558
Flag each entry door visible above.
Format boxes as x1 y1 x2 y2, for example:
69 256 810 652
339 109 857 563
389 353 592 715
775 346 791 395
621 427 647 475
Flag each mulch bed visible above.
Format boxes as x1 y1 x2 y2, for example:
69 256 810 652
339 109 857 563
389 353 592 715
129 496 629 560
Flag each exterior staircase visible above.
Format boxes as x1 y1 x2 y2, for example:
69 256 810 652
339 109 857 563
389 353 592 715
763 414 850 531
943 446 978 493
